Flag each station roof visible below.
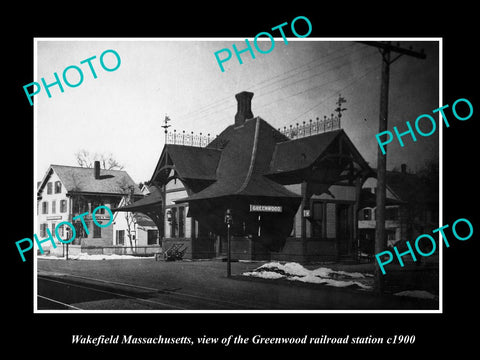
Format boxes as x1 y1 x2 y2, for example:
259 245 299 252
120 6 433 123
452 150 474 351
112 186 162 212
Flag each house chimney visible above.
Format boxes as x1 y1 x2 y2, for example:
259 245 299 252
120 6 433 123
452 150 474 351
94 160 101 179
401 163 407 174
234 91 254 127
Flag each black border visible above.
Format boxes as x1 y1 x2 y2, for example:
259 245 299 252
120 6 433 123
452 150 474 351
7 4 478 355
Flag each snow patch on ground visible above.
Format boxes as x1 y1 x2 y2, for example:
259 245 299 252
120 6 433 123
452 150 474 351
394 290 437 300
38 254 154 261
243 262 373 290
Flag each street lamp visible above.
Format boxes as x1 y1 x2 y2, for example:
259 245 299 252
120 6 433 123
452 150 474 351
224 209 232 277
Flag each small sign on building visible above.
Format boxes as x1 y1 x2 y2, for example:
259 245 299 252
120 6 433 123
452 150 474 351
85 214 111 220
47 216 63 220
249 204 283 213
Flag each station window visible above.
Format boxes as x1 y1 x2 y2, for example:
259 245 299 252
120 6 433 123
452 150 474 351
311 201 324 239
178 206 185 238
167 206 186 238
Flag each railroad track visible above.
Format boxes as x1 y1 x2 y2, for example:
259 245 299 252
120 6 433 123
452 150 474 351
37 273 265 311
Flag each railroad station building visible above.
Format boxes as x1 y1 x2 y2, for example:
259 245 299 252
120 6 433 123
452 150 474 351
115 91 372 263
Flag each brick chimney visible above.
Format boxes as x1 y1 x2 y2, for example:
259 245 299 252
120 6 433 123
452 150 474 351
94 160 101 179
234 91 254 127
401 163 407 174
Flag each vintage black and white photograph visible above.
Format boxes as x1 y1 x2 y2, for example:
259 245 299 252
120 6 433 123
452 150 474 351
33 38 441 312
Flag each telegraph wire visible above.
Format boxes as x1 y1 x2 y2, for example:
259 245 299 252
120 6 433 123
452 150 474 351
190 45 378 125
287 62 381 124
174 42 369 122
245 42 361 93
201 47 378 126
246 44 374 98
252 46 378 104
174 43 357 120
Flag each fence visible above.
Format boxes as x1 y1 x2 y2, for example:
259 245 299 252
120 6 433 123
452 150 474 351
82 245 162 256
165 114 340 148
46 245 162 257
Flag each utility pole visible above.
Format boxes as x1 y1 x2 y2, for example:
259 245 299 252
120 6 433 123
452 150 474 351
358 41 426 294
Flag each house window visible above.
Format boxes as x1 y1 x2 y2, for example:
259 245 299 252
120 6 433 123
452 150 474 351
51 200 56 214
73 197 89 214
40 223 47 238
93 225 101 238
54 181 62 194
74 221 88 239
47 182 52 194
42 201 48 214
386 207 399 221
387 230 396 243
92 199 105 214
57 225 64 238
363 208 371 220
60 200 67 213
147 230 158 245
116 230 125 245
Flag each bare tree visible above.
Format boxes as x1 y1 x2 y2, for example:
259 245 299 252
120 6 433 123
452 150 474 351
117 177 137 254
75 149 93 168
75 149 124 170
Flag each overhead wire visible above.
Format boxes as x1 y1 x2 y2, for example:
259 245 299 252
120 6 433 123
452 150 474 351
174 42 368 122
174 43 356 120
287 62 381 124
201 45 379 126
189 45 377 125
253 46 379 106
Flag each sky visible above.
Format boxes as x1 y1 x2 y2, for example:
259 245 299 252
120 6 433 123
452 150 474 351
35 38 440 183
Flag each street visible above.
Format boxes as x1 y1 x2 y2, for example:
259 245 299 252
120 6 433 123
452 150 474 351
36 258 438 311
